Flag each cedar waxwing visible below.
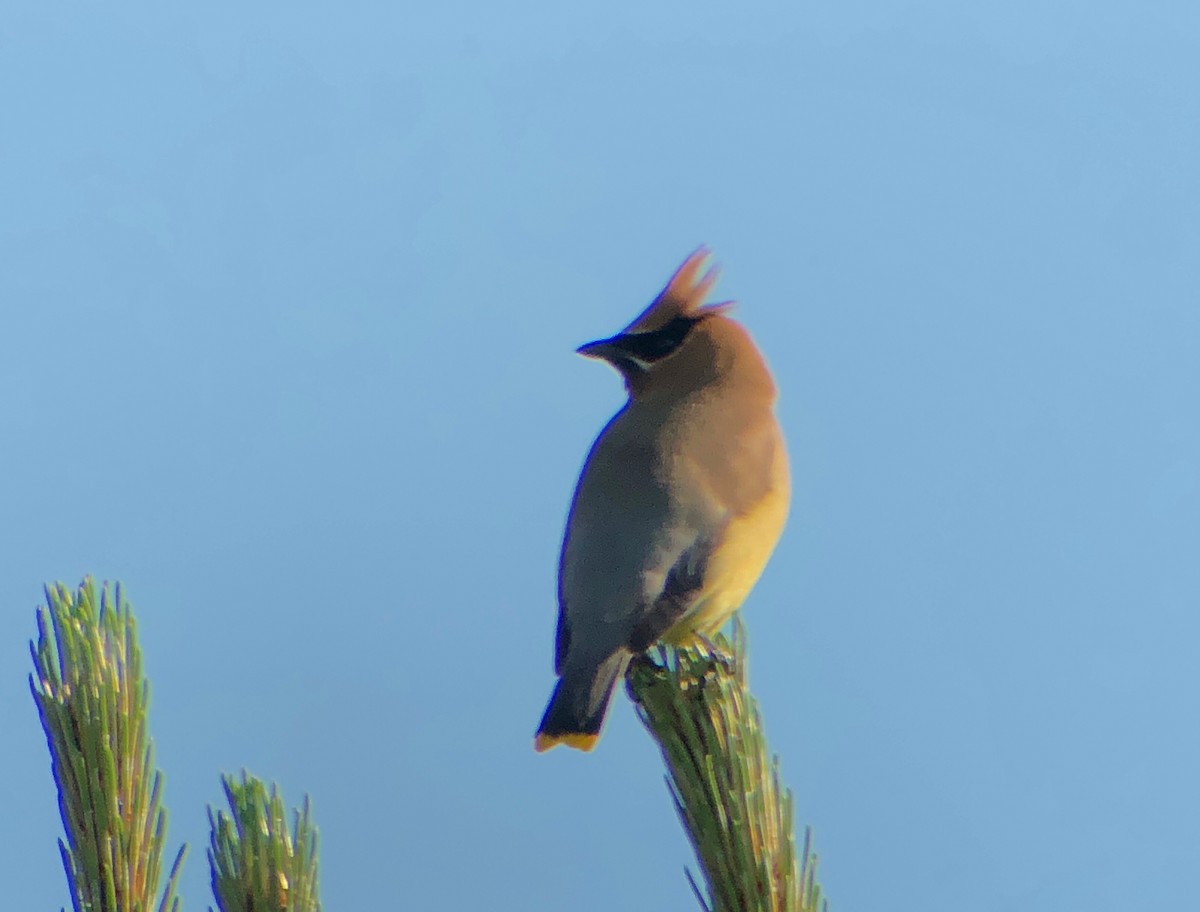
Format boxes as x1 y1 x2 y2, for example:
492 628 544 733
535 248 790 753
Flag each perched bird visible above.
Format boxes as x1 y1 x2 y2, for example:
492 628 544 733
535 248 790 753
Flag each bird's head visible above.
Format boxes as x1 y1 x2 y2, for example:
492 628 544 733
577 248 771 400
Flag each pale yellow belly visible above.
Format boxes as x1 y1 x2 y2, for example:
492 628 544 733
661 488 789 644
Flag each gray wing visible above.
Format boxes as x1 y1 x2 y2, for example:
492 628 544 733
554 410 725 673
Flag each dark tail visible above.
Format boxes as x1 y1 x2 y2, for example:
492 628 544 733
534 650 631 752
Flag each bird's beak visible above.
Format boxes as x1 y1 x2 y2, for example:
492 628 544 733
576 336 622 362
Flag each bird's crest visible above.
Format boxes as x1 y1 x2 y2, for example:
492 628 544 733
623 247 732 334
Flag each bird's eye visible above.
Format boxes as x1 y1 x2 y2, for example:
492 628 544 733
614 316 698 364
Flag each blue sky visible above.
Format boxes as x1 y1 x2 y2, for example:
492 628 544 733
3 1 1198 909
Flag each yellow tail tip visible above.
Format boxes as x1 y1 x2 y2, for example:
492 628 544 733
534 732 600 753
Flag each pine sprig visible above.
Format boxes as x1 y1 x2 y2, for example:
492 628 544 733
626 621 826 912
207 772 321 912
29 578 186 912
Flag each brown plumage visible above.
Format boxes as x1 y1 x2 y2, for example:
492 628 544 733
535 248 790 752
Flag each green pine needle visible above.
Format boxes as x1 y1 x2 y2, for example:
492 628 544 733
626 620 827 912
207 772 321 912
30 578 187 912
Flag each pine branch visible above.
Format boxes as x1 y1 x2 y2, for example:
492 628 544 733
29 578 187 912
207 773 321 912
626 620 827 912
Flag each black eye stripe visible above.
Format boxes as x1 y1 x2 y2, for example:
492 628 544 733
613 316 698 363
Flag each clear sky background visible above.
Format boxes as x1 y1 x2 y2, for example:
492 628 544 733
2 2 1198 910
